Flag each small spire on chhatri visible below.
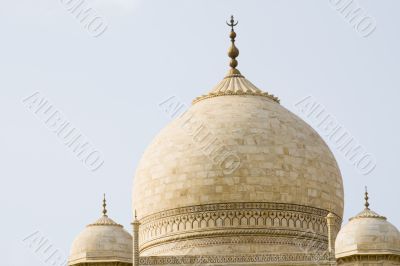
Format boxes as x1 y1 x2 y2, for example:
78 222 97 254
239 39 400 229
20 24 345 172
87 194 122 227
364 186 370 210
226 15 241 76
102 193 108 216
349 187 386 220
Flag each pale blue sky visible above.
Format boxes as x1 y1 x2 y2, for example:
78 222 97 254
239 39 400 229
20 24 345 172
1 1 399 265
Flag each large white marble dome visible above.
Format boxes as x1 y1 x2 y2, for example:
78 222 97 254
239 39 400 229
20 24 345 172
132 63 344 257
132 18 344 258
66 17 400 266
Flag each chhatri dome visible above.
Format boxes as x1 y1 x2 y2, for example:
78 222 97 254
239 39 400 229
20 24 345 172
69 195 133 266
132 16 344 263
335 189 400 265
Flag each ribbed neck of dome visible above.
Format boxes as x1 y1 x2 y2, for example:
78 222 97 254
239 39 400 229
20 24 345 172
192 73 280 104
350 208 386 221
87 215 123 227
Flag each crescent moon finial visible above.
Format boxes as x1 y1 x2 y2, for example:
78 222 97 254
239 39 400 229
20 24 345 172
226 15 239 31
226 15 241 75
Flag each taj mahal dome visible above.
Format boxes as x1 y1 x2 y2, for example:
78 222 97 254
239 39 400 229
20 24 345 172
68 17 400 266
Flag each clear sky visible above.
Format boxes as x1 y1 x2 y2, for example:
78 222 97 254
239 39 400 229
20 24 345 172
1 1 399 265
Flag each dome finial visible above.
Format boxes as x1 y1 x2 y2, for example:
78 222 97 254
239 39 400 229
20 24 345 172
226 15 241 75
364 186 370 210
102 193 108 216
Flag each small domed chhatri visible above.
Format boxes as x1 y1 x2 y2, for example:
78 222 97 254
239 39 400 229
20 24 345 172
68 195 133 266
335 189 400 265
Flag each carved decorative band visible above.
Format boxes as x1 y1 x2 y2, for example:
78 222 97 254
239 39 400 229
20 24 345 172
139 253 332 265
142 233 328 256
138 202 341 254
140 202 340 223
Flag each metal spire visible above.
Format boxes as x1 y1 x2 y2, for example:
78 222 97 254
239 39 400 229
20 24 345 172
364 186 370 210
102 193 108 216
226 15 241 75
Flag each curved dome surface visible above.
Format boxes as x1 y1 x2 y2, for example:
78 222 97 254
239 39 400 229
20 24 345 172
134 92 343 217
69 215 132 265
132 71 344 256
335 208 400 258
